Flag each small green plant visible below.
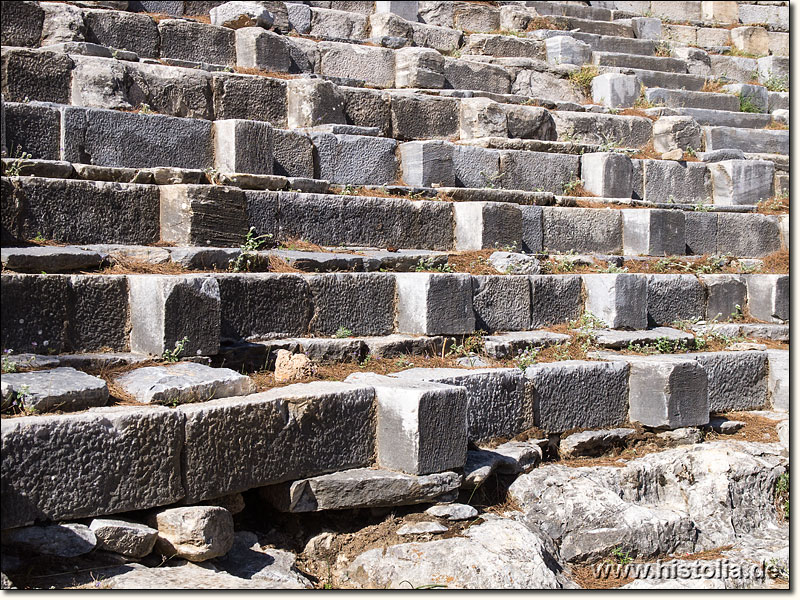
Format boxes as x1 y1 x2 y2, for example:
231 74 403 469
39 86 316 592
394 357 414 369
566 65 599 99
448 331 486 358
31 232 47 244
162 336 189 363
570 311 607 331
6 146 32 177
739 94 764 114
514 345 539 371
204 167 222 185
481 170 505 189
414 258 453 273
729 304 745 322
775 472 789 520
333 326 353 339
2 349 18 373
693 198 713 212
342 184 357 196
562 177 584 195
761 72 789 92
654 41 672 57
229 227 273 273
611 546 633 565
137 103 154 114
600 263 628 273
684 146 697 158
359 354 373 367
553 343 570 361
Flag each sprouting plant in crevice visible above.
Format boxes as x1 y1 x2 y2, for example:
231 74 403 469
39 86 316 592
448 330 487 358
229 227 273 273
6 146 32 177
514 345 540 371
162 336 189 363
739 94 764 113
333 326 353 339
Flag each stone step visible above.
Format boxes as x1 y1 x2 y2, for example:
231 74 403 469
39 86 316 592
527 1 614 22
593 51 688 74
603 66 708 92
702 126 789 156
672 107 773 129
645 88 740 112
569 31 656 56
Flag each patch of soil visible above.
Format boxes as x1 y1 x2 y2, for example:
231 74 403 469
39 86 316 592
445 250 500 275
705 411 780 444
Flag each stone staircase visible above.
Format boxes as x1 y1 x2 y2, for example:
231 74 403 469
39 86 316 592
0 0 790 590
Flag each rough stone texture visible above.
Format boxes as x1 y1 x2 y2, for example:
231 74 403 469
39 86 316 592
391 94 459 141
464 440 543 488
211 1 287 31
178 382 376 502
551 112 652 148
583 273 647 330
702 126 788 156
235 26 291 72
499 151 580 194
542 208 622 254
425 503 478 521
545 35 591 66
213 119 273 175
1 1 45 47
263 468 461 512
708 160 774 207
581 152 632 198
591 73 639 108
765 349 788 412
89 519 159 558
159 19 236 66
347 517 572 589
311 133 397 185
471 275 531 333
529 275 582 328
151 506 234 562
626 358 709 429
272 130 314 177
646 274 705 327
2 523 96 558
395 273 475 335
1 367 108 413
115 362 255 405
746 274 788 323
345 373 467 475
483 331 570 360
730 26 769 57
642 159 711 204
453 202 521 251
396 521 448 535
1 406 184 529
622 209 685 257
716 213 780 258
84 9 160 58
700 275 746 322
3 102 62 161
273 350 314 384
286 78 345 128
1 49 73 104
559 427 636 459
451 145 501 189
306 273 395 336
160 185 247 247
0 247 103 273
394 368 529 444
525 360 629 433
211 72 287 125
689 351 768 412
591 327 694 351
128 274 221 357
443 58 512 94
394 47 444 89
319 41 395 88
653 116 702 154
308 7 369 41
399 140 454 187
488 251 540 276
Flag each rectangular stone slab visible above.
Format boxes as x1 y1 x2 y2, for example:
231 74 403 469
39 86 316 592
1 406 184 529
178 381 376 503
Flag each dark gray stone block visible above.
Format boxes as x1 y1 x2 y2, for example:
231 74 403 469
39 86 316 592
390 94 459 141
3 102 61 160
0 49 73 104
159 19 236 66
472 275 531 333
212 72 287 126
160 185 248 247
84 9 160 58
716 213 781 258
646 274 706 327
311 133 397 185
529 275 582 328
306 273 396 336
1 1 44 47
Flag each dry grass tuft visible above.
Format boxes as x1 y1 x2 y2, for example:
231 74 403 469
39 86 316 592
98 257 193 275
233 66 296 80
760 249 789 273
266 254 303 273
631 140 661 160
278 238 327 253
446 250 501 275
701 78 726 93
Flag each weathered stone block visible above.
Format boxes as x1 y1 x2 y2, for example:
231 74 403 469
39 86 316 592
716 213 780 258
581 152 632 198
724 82 768 113
273 129 314 177
212 72 287 126
708 160 774 207
472 275 531 333
746 274 788 323
642 160 710 204
0 49 73 104
346 372 467 475
685 211 717 255
630 16 661 39
341 86 391 135
1 406 184 529
395 273 475 335
627 358 709 429
306 273 396 336
653 116 702 154
1 367 108 413
128 274 221 356
465 33 544 60
765 349 788 412
443 58 512 94
530 275 582 328
622 209 685 257
689 351 768 412
1 1 44 47
311 133 397 185
89 519 158 558
3 102 62 160
234 26 291 71
452 145 500 188
399 140 454 187
521 205 543 253
391 93 459 141
542 207 623 254
504 105 556 141
159 19 236 65
552 111 653 148
84 9 160 58
525 360 629 433
394 46 444 89
702 126 788 156
178 382 376 502
213 119 273 175
545 35 591 66
591 73 638 109
308 6 368 40
646 274 705 327
699 274 747 322
730 26 769 57
319 41 395 88
453 202 521 251
459 97 507 140
211 1 288 31
286 77 345 129
499 151 580 193
151 505 234 562
584 273 648 330
160 185 247 247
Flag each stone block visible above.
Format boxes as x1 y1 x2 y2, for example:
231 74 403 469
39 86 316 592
2 177 160 245
646 274 705 327
178 382 375 502
768 31 788 57
499 151 580 194
530 275 582 328
453 201 521 251
459 97 507 140
622 209 685 257
3 102 62 160
627 357 709 429
411 21 462 52
115 362 255 405
544 35 591 66
716 213 780 258
746 274 788 323
306 273 396 336
542 207 623 254
551 112 653 148
160 185 247 247
504 105 556 141
689 351 768 412
211 72 287 126
472 275 531 333
376 0 418 21
730 26 770 57
709 55 758 83
708 160 773 207
211 1 288 31
319 41 395 88
520 205 543 253
452 145 500 189
512 69 583 104
394 368 529 443
525 360 629 433
1 367 108 413
273 129 314 177
1 406 184 529
264 468 460 512
443 58 512 94
61 107 214 170
216 273 312 340
672 46 711 78
340 86 391 135
391 93 459 141
685 211 717 255
581 152 632 198
151 506 234 562
395 273 475 335
398 140 454 187
84 9 160 58
0 49 73 104
213 119 273 175
591 73 639 108
159 19 236 66
765 349 788 412
697 26 730 48
0 247 102 273
128 274 221 356
630 16 661 40
646 88 739 113
699 275 746 322
287 2 311 33
642 160 711 204
584 273 648 330
653 116 702 154
701 1 738 24
465 33 544 60
724 83 768 113
394 47 444 89
89 519 158 558
345 373 467 475
311 133 397 185
1 1 44 47
234 26 291 72
308 6 368 40
126 61 215 120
